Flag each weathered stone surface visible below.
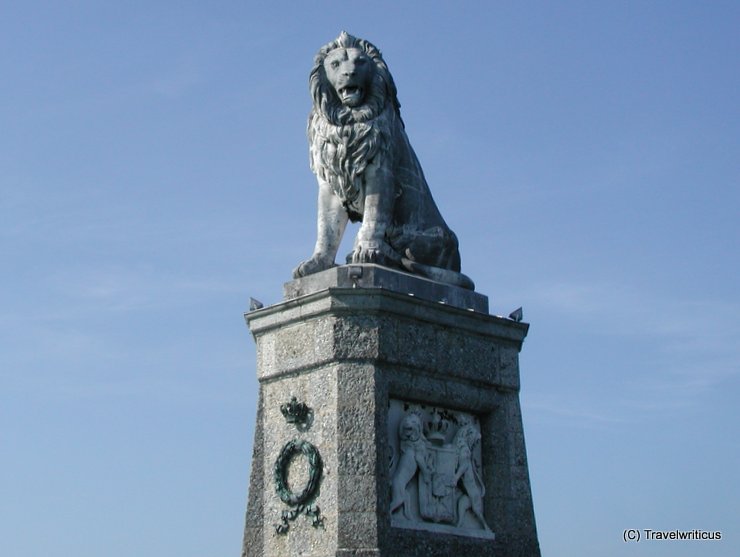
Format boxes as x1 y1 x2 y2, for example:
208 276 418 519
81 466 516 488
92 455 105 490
337 510 379 548
242 268 539 557
241 391 265 557
337 475 377 512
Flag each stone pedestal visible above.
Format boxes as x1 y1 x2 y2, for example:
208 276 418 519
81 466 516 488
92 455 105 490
241 265 540 557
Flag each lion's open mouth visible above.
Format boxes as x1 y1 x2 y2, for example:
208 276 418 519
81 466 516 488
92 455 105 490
338 86 364 105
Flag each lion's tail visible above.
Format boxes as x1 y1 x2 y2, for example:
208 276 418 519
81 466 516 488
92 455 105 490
401 258 475 291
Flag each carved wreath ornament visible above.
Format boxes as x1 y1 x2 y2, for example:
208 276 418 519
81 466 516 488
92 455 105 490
273 439 324 534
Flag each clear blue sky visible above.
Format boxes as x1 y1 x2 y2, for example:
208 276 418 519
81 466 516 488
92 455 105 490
2 2 738 556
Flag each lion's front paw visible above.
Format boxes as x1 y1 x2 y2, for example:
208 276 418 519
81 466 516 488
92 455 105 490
293 254 335 279
349 246 383 265
348 240 397 266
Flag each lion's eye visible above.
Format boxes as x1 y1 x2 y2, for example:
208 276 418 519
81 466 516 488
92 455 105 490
330 61 340 69
355 58 366 65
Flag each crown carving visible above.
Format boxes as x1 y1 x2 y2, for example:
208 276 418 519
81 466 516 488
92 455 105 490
426 409 455 444
280 397 310 425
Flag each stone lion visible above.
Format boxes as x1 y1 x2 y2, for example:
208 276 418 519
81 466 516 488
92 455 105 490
390 412 432 519
293 32 474 290
453 424 490 530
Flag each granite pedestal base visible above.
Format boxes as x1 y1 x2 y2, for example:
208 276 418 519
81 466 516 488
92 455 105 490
241 265 540 557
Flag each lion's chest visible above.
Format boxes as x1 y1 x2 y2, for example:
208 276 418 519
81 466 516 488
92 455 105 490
309 110 394 220
312 136 374 220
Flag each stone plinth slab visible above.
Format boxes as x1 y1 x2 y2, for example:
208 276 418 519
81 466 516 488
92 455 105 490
283 264 489 314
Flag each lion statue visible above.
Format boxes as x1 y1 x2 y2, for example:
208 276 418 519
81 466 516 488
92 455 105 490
293 32 474 290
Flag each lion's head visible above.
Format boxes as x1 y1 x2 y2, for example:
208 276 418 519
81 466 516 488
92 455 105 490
455 424 481 450
310 31 400 126
399 412 424 443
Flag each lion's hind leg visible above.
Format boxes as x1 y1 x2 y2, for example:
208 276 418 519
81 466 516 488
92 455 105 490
389 451 418 520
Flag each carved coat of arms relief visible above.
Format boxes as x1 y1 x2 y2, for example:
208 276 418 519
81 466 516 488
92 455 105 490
388 400 494 539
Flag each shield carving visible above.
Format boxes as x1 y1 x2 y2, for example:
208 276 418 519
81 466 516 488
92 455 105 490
418 445 457 523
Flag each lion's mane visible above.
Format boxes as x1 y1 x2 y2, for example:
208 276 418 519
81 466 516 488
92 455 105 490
307 32 402 220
